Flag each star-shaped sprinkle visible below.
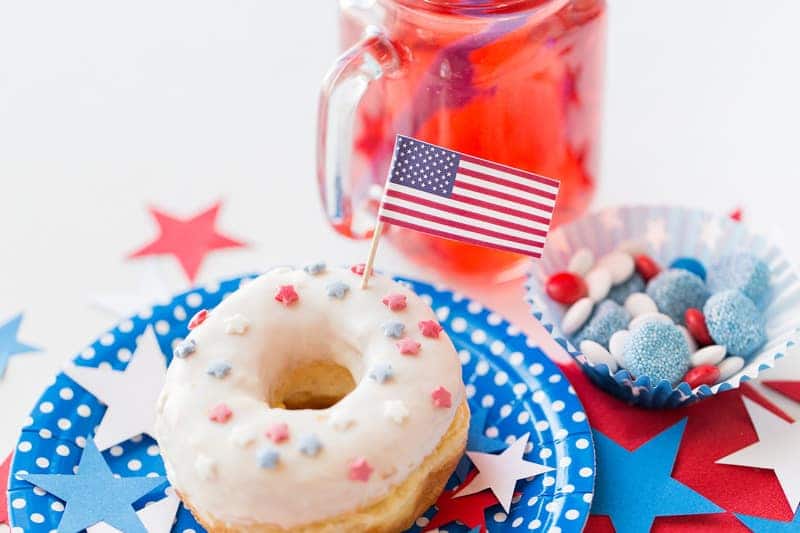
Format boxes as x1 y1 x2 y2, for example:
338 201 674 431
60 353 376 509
384 400 409 424
0 313 41 378
304 261 326 275
266 422 290 443
207 359 232 378
257 447 280 469
87 488 180 533
456 433 554 512
326 281 350 299
455 406 508 482
195 454 216 481
64 326 166 450
431 386 452 408
298 433 323 457
230 426 256 448
368 361 394 383
717 398 800 511
188 309 209 330
0 453 10 525
382 293 407 311
419 320 443 338
382 321 405 338
592 419 722 533
275 285 299 306
351 263 372 276
737 506 800 532
348 457 373 481
397 338 421 355
224 314 250 334
328 411 356 431
209 403 233 423
128 202 245 281
172 338 196 359
22 439 165 533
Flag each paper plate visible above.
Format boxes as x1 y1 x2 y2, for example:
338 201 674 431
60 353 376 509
8 274 595 533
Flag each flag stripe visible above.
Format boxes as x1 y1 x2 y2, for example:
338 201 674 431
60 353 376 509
453 182 555 216
456 172 557 208
459 155 560 188
457 166 558 201
448 191 553 226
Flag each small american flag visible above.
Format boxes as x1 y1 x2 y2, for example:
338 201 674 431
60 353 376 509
377 136 560 258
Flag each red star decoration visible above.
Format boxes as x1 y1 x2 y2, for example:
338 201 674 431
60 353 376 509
188 309 209 330
431 386 452 408
396 338 421 356
382 293 407 311
425 472 502 533
275 285 299 306
208 403 233 423
419 320 443 339
265 423 290 443
348 458 373 482
129 202 245 281
0 452 10 525
350 263 373 276
729 207 744 222
763 381 800 404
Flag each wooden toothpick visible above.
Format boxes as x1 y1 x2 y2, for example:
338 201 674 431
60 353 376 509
360 221 384 289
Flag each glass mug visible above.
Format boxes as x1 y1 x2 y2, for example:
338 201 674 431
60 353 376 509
318 0 606 276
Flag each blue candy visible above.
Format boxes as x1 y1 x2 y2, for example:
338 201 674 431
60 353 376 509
623 321 691 385
646 269 709 324
607 273 645 305
573 300 631 348
703 290 766 357
669 257 707 281
707 253 770 304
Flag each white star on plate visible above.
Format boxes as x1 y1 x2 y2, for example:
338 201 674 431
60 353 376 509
717 397 800 511
64 326 167 450
700 217 723 251
89 263 174 317
224 314 249 335
455 432 554 512
383 400 409 424
87 488 180 533
645 218 668 251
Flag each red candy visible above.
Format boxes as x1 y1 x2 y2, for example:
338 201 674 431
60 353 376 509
685 308 714 346
188 309 209 330
684 364 720 388
545 272 587 305
634 254 661 282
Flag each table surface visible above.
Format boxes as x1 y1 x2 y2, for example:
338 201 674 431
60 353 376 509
1 0 800 491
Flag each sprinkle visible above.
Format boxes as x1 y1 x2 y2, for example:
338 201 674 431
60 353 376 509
188 309 209 330
207 359 232 379
396 338 421 356
224 314 250 335
195 454 216 481
298 433 323 457
328 411 356 431
351 263 372 276
275 285 299 306
348 458 373 482
209 403 233 423
265 422 290 443
431 386 452 408
382 321 405 339
383 400 409 424
368 361 394 383
173 338 196 359
304 261 326 275
256 447 280 469
326 281 350 299
418 320 443 338
230 426 256 448
382 293 407 311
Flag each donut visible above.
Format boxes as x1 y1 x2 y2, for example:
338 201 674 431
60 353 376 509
154 264 469 532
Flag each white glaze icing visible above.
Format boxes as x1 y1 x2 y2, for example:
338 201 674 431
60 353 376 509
154 266 465 528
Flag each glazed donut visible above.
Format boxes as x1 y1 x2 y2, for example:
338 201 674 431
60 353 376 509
155 264 469 532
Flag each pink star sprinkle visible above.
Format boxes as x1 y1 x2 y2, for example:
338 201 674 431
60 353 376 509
396 338 421 356
350 263 372 276
418 320 443 338
348 457 373 482
431 386 452 408
265 422 290 443
382 293 407 311
188 309 209 330
275 285 299 306
209 403 233 423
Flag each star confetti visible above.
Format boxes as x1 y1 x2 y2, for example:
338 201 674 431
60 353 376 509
737 507 800 532
63 326 166 450
0 452 10 525
128 201 245 281
455 433 553 512
86 488 180 533
22 439 165 533
426 472 502 533
455 406 507 482
0 313 41 379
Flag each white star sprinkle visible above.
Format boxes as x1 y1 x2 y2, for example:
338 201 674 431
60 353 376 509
224 314 250 335
328 411 356 431
383 400 409 424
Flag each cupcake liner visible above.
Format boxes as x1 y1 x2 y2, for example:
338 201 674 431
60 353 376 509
526 205 800 408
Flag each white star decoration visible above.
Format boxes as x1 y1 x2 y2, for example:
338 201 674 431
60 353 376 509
383 400 409 424
717 397 800 511
87 488 180 533
645 218 668 251
224 313 250 335
64 326 167 450
88 263 174 318
700 217 723 251
455 432 554 512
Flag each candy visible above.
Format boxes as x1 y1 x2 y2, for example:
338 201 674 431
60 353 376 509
545 272 588 305
669 257 707 281
628 312 673 331
704 290 766 356
646 269 709 324
634 254 661 282
608 330 630 366
573 300 631 348
561 297 594 336
607 273 645 305
717 355 745 380
598 251 635 284
707 253 770 303
586 268 612 301
623 321 691 385
684 365 720 388
623 292 657 317
690 345 726 367
684 308 713 346
568 248 594 276
579 340 618 373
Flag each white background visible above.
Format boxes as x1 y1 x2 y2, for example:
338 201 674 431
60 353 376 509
1 0 799 472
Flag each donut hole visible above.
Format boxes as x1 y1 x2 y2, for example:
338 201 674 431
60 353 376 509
269 361 357 410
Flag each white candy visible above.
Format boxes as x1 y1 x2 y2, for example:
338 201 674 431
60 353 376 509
717 356 745 381
629 312 673 331
568 248 594 276
579 340 618 373
599 251 635 284
624 292 658 317
586 268 612 302
608 330 630 367
678 325 698 354
561 297 594 336
690 345 726 367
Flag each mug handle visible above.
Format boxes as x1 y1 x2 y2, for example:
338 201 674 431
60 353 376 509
317 27 402 239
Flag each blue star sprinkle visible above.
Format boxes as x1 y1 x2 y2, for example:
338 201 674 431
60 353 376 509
382 321 405 339
173 338 197 359
737 507 800 532
367 361 394 383
592 419 722 533
0 313 41 378
206 359 232 378
455 406 507 482
304 261 326 275
298 433 323 457
21 439 165 533
256 447 280 469
326 281 350 299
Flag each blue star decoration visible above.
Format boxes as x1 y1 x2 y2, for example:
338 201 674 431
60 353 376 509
591 419 722 533
737 507 800 532
0 313 41 378
21 439 165 533
455 406 508 482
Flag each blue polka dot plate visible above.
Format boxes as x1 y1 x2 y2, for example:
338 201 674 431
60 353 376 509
9 275 595 532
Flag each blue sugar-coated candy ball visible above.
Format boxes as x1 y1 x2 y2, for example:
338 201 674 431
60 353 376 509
669 257 707 281
646 269 710 324
707 253 770 304
623 321 691 385
573 299 631 349
607 273 646 305
704 290 766 357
